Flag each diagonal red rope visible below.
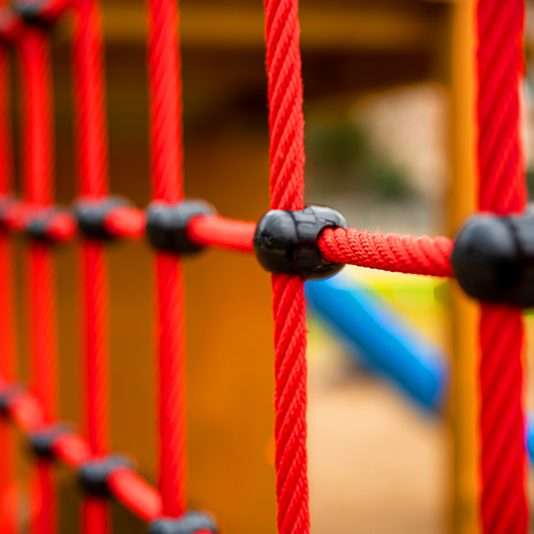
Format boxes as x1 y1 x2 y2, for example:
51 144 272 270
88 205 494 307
72 0 112 532
263 1 310 533
147 0 187 517
476 1 527 532
19 24 58 534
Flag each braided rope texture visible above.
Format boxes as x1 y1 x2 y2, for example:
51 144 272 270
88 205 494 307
476 1 528 531
319 227 453 277
20 26 58 534
148 0 187 517
73 0 108 198
148 0 183 203
73 2 112 532
264 1 310 532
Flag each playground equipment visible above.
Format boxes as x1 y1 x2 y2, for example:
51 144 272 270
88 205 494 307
0 0 529 533
306 275 534 464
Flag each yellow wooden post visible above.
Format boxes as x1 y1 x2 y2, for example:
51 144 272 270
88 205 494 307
446 1 479 533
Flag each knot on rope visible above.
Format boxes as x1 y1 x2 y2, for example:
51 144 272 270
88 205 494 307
149 512 219 534
78 455 131 498
146 200 215 255
254 205 346 279
452 209 534 307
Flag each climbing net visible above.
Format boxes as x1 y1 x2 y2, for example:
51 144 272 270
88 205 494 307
0 0 528 533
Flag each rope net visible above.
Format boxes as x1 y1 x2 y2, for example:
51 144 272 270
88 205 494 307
0 0 527 533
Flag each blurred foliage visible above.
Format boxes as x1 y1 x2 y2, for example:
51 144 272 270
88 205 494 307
306 118 415 201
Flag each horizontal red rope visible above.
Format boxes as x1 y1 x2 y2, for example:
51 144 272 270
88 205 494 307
318 227 453 277
187 215 254 252
0 195 460 277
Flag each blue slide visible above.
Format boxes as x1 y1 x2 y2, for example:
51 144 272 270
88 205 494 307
305 275 534 462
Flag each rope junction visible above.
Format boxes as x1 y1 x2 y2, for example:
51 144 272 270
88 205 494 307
0 0 528 533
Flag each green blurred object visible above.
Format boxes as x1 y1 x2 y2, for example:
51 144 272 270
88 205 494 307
306 118 415 200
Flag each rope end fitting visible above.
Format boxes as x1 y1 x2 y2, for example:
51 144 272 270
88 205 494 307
78 455 131 498
146 200 215 255
254 205 346 279
452 210 534 307
149 512 218 534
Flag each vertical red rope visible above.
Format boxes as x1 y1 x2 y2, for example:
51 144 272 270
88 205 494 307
0 34 17 534
19 26 57 534
476 1 528 532
147 0 186 517
263 1 310 533
72 0 111 532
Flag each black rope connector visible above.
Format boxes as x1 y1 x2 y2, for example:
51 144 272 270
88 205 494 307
75 196 130 241
452 211 534 307
78 455 131 498
28 424 70 461
146 200 215 255
254 205 346 279
25 208 71 243
0 385 23 418
149 512 218 534
13 0 59 28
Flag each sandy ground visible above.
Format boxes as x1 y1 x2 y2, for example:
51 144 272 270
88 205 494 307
307 342 445 534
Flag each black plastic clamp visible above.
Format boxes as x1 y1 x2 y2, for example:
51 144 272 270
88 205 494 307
25 207 70 243
28 423 70 461
78 455 131 498
0 385 23 418
13 0 66 28
254 205 346 279
452 210 534 307
149 512 218 534
75 196 130 241
146 200 215 255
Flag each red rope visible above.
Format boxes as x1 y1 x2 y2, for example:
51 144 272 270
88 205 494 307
72 0 112 531
0 34 17 534
264 1 310 532
187 215 255 252
147 0 187 517
19 25 57 534
318 227 453 277
476 1 527 532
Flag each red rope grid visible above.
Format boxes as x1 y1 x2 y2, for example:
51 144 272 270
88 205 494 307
476 1 528 532
0 0 529 532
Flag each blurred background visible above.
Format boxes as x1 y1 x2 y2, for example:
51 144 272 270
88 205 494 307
7 0 534 532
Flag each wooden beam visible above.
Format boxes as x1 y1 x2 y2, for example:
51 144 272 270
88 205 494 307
446 1 479 533
90 4 439 52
